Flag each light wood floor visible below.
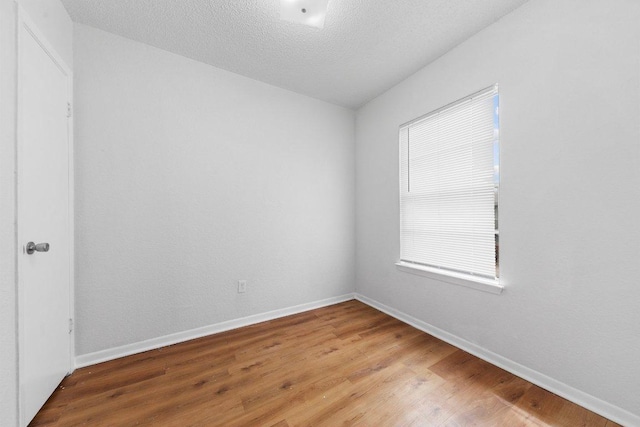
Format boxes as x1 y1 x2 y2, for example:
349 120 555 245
31 300 619 426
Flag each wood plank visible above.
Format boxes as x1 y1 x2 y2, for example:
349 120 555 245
30 300 620 426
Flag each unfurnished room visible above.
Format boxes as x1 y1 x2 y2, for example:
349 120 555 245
1 0 639 425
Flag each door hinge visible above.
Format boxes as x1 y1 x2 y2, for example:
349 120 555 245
67 102 72 118
68 318 73 334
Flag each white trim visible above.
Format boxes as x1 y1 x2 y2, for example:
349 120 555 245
354 293 640 427
395 261 503 295
75 294 355 369
66 79 75 378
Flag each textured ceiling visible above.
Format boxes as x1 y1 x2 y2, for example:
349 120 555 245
60 0 529 109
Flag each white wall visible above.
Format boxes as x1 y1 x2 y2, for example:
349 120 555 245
0 1 72 425
355 0 640 422
73 24 355 357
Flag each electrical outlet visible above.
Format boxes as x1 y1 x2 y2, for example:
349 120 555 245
238 280 247 293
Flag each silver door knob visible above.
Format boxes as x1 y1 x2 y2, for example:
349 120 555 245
26 242 50 255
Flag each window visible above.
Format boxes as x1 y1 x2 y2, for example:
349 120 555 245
397 85 500 292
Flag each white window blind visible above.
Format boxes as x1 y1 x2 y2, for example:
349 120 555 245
399 85 499 280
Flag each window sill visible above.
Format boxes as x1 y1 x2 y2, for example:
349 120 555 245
395 262 503 295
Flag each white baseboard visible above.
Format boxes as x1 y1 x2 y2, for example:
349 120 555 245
75 293 355 369
354 293 639 427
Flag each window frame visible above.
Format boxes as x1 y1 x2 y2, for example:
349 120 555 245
396 85 503 295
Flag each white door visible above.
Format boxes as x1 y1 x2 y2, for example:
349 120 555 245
17 12 73 427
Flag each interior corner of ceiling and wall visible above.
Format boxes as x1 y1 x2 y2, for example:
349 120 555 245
59 0 530 109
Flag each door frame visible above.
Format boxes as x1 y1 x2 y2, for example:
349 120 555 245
16 7 74 426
